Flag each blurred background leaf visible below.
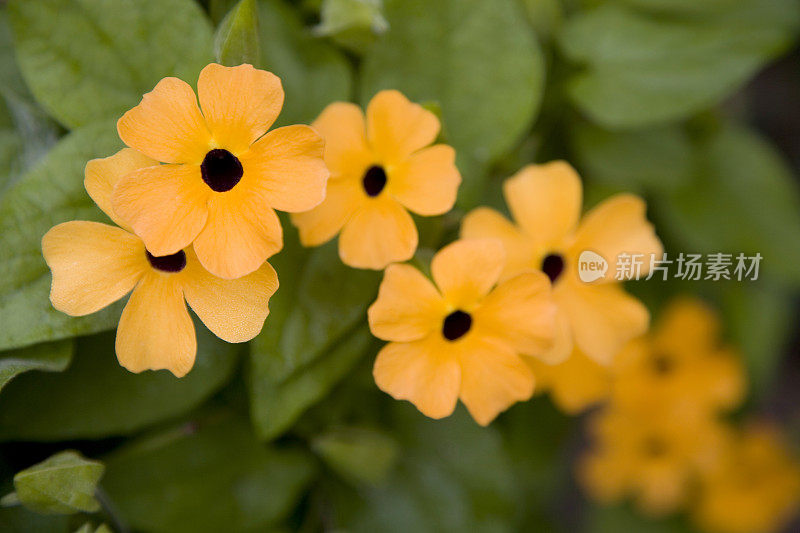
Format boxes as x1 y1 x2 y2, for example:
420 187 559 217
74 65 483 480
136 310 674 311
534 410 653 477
214 0 260 67
313 0 388 55
0 339 73 392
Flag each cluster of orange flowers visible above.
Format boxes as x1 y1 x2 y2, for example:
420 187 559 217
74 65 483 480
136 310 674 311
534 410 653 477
41 63 799 530
578 298 800 533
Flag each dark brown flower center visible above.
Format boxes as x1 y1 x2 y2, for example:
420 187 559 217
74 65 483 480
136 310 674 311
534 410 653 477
362 165 387 197
201 149 243 192
642 436 668 458
541 253 565 283
442 310 472 341
651 353 675 375
146 250 187 273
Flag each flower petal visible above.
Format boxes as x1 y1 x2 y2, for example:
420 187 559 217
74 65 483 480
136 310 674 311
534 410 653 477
430 239 505 309
197 63 284 154
570 194 663 282
460 207 538 280
240 125 328 212
527 348 611 414
503 161 583 249
181 250 278 343
192 194 283 279
112 164 210 256
117 77 211 164
366 90 439 163
557 283 650 365
387 144 460 216
373 335 460 420
290 176 364 246
84 148 158 229
338 198 417 270
42 221 146 316
115 272 197 377
473 271 557 360
368 264 447 343
312 102 373 178
457 335 535 426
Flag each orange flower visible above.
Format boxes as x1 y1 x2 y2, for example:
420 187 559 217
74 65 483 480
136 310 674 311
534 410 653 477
111 63 328 279
527 347 612 414
612 297 746 420
42 149 278 377
693 423 800 533
461 161 662 364
291 90 461 270
367 239 556 425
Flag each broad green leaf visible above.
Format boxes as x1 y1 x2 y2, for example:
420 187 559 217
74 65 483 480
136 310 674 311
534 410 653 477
256 0 353 126
248 226 380 440
0 121 122 351
572 121 692 194
560 1 799 128
360 0 545 207
313 0 389 54
0 505 69 532
12 451 104 515
521 0 564 43
0 327 239 441
0 339 73 391
103 414 315 533
8 0 213 129
313 426 400 486
659 123 800 286
214 0 260 67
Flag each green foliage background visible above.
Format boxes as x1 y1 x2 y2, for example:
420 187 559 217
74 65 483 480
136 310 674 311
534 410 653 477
0 0 798 531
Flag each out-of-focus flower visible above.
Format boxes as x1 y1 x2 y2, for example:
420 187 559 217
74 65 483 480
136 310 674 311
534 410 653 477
112 63 328 279
367 239 556 425
693 423 800 533
292 90 461 270
527 347 611 414
42 149 278 377
461 161 662 365
612 297 746 421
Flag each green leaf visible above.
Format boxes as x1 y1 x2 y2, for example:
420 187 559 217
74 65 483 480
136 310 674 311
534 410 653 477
8 0 213 129
0 121 122 352
659 123 800 286
256 0 353 126
73 523 111 533
12 451 104 515
0 505 69 532
0 327 239 441
248 229 379 439
572 121 693 194
360 0 545 207
313 0 389 54
214 0 260 67
0 339 73 391
103 414 315 533
313 426 400 486
560 1 800 128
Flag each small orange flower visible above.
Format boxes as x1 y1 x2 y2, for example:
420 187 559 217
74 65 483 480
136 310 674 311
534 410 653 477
527 347 612 414
693 423 800 533
461 161 662 364
112 63 328 279
367 239 556 425
291 90 461 270
42 149 278 377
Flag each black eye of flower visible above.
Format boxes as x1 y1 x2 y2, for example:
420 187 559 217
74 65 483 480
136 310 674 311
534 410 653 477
541 253 565 283
362 165 387 197
442 310 472 341
651 353 675 375
146 250 187 273
201 148 243 192
642 436 668 458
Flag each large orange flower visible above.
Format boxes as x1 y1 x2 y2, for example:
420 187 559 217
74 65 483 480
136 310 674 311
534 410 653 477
461 161 662 365
291 90 461 270
367 239 556 425
111 63 328 279
42 149 278 377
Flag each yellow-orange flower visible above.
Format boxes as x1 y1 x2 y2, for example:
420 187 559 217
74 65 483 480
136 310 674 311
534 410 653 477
612 297 745 420
291 90 461 270
111 63 328 279
693 423 800 533
42 149 278 377
461 161 662 364
527 347 612 414
579 406 727 516
367 239 556 425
